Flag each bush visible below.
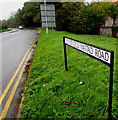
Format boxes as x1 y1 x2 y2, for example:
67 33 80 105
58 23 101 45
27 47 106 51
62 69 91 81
68 13 103 35
112 25 118 33
0 25 2 30
68 17 82 34
77 3 106 35
2 25 8 29
0 25 8 30
56 2 106 35
55 3 84 32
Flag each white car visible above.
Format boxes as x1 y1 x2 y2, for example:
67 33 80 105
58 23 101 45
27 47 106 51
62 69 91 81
19 25 23 29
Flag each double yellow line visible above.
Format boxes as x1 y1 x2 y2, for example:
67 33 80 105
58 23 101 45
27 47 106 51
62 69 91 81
0 33 39 119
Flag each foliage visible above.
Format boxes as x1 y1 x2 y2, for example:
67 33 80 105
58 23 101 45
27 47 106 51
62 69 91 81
112 25 118 33
4 2 118 34
0 20 8 30
7 2 41 28
0 29 10 33
55 2 84 31
56 2 108 34
7 16 19 28
21 29 117 119
21 2 41 27
77 2 107 34
56 2 118 34
105 2 118 26
68 17 83 34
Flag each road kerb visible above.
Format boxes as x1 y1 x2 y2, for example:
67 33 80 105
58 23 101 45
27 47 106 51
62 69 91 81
16 30 41 118
0 67 24 119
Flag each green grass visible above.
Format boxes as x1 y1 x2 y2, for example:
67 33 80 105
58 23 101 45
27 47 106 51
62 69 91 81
21 28 117 119
0 29 11 32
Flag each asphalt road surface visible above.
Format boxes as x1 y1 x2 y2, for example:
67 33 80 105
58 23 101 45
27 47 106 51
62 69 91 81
0 29 39 118
2 29 38 91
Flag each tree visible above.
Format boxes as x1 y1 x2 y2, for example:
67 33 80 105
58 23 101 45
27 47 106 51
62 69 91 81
103 2 118 37
7 16 17 28
7 2 42 28
56 2 84 31
68 2 107 34
21 2 41 27
0 20 8 29
107 2 118 26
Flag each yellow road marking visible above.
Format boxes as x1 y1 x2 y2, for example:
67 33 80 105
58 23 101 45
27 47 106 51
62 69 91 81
0 36 37 104
0 31 39 120
0 68 24 120
0 48 30 104
19 97 24 110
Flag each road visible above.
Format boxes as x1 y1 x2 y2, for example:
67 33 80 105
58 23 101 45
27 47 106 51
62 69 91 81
2 29 38 91
0 29 39 118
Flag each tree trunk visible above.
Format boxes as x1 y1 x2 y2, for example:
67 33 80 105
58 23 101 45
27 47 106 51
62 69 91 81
113 19 116 26
112 18 116 38
112 31 116 38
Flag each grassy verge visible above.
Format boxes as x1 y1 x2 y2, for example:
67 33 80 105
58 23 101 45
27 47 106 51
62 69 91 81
21 28 117 119
26 27 41 30
0 29 11 33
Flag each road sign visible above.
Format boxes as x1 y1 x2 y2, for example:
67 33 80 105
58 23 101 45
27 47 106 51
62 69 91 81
40 4 55 10
41 11 55 17
63 37 114 119
40 4 56 28
42 22 56 28
41 16 56 22
64 37 112 66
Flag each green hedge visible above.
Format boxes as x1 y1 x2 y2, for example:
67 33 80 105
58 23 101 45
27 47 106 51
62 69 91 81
0 25 8 30
112 25 118 32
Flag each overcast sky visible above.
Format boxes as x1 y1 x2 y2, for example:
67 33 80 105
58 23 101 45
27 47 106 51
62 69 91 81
0 0 29 20
0 0 93 20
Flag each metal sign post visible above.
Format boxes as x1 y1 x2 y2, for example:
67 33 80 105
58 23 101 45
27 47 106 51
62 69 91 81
44 0 48 34
40 4 56 33
63 37 68 71
108 51 114 119
63 37 114 119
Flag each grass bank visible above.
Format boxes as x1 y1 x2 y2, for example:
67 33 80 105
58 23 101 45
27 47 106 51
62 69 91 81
0 29 11 32
21 29 117 119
